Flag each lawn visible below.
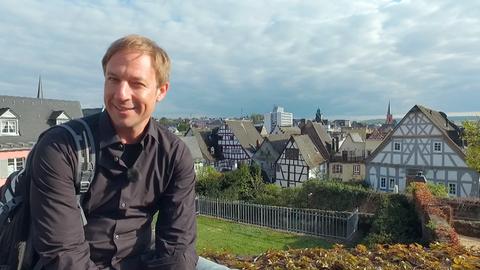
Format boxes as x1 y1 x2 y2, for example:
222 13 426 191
196 215 333 256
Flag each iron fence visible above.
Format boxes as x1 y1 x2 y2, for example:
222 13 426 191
196 197 359 240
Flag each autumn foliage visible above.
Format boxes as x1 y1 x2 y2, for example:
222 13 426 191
202 243 480 270
412 183 459 246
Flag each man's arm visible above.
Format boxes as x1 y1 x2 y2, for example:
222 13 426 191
149 142 198 270
30 128 98 270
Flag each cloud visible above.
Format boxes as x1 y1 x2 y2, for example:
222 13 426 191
0 0 479 119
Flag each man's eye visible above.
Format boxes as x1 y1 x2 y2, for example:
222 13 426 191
108 77 119 82
133 82 146 88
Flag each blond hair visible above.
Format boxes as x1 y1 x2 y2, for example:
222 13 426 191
102 34 171 87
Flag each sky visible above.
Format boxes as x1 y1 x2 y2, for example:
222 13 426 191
0 0 479 120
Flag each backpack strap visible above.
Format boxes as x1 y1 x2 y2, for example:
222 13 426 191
58 118 96 226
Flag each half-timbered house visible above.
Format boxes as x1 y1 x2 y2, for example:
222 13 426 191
275 135 326 187
252 133 290 182
366 105 479 198
217 120 263 171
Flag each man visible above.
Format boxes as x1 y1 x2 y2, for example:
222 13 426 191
30 35 197 269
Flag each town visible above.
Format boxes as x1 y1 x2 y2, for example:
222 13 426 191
3 92 478 199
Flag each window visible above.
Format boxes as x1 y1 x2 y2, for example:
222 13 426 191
433 142 442 152
0 119 18 135
285 148 299 159
380 177 386 189
56 119 69 125
7 157 25 174
389 178 395 190
448 183 457 196
333 164 343 174
353 165 360 175
393 142 401 151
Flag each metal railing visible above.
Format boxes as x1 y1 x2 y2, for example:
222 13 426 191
196 197 359 240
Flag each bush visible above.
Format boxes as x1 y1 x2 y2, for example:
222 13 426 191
363 194 422 246
406 182 448 198
196 166 224 198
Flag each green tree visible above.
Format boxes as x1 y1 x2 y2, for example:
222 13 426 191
177 121 190 132
463 120 480 173
249 113 264 125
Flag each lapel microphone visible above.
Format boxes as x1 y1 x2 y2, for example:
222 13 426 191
126 167 140 183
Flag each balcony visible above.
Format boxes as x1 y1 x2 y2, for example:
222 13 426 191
330 155 365 163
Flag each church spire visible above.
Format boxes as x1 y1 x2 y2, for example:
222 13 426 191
386 101 393 125
37 75 44 99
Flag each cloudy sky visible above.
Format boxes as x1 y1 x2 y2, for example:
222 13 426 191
0 0 479 120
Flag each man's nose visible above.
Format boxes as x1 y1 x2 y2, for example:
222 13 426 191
114 81 131 100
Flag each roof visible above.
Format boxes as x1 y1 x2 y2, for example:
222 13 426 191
180 136 204 162
225 120 264 152
367 129 389 140
82 108 103 117
267 133 291 154
310 121 332 144
416 105 463 146
292 135 326 168
300 120 331 160
188 127 215 162
0 95 83 148
49 110 69 120
0 108 10 115
277 126 301 136
350 133 364 143
253 133 290 162
367 104 466 162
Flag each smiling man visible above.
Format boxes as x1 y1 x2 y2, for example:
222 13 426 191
30 35 197 269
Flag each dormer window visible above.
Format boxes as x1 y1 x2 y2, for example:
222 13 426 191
49 110 71 126
1 119 18 135
0 108 19 136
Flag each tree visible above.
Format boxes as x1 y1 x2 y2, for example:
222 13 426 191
249 113 264 125
177 121 190 132
463 120 480 173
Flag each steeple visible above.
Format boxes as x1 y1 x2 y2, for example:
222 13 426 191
37 75 44 99
386 101 393 125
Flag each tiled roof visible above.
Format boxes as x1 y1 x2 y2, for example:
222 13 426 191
226 120 264 152
350 133 364 143
292 135 325 168
0 95 83 147
189 127 215 162
180 136 204 162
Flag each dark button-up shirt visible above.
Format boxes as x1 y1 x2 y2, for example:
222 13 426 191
30 112 197 270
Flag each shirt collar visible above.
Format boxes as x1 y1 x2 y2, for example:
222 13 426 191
99 111 159 149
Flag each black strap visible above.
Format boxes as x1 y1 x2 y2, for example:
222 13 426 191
58 118 96 226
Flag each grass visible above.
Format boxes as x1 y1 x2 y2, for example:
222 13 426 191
196 215 333 256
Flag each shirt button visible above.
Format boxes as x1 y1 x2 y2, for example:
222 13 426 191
121 202 126 208
114 156 119 162
114 234 119 239
119 144 124 150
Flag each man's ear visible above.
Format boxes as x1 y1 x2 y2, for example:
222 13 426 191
156 82 169 102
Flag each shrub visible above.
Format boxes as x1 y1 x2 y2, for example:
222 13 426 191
363 194 422 246
407 182 448 198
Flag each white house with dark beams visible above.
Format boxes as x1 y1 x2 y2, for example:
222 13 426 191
275 135 326 188
217 120 263 171
366 105 479 198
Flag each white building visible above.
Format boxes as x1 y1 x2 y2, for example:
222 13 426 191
264 105 293 134
366 105 479 198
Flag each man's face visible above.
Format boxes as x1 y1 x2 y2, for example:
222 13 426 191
104 50 168 138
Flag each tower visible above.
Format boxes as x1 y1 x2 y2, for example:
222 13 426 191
37 75 44 99
386 101 393 125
